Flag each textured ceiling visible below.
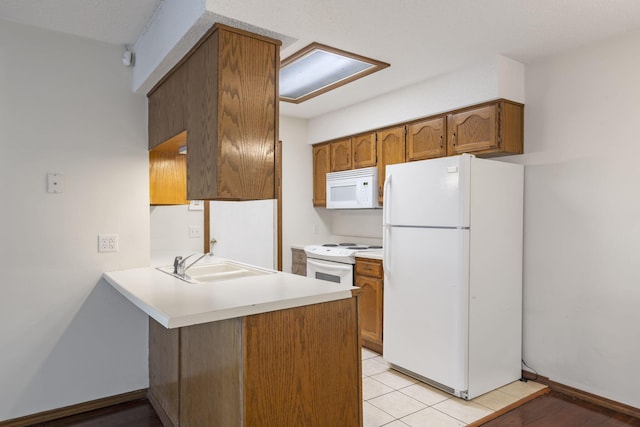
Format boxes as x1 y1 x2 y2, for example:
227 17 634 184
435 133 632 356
2 0 640 118
0 0 161 45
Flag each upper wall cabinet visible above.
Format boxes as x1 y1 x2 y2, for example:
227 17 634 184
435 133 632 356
330 138 352 171
376 126 406 204
352 132 377 168
148 24 281 201
447 100 523 157
406 116 446 161
312 143 330 206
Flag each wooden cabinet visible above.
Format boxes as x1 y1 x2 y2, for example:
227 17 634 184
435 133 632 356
149 296 363 426
148 63 187 149
355 258 383 353
312 143 330 206
447 100 523 157
352 132 377 168
406 116 446 161
376 126 406 204
147 24 281 201
149 132 188 205
310 99 524 207
291 248 307 276
330 138 352 171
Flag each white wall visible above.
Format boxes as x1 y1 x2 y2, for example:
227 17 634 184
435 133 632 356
290 32 640 408
513 29 640 408
150 205 204 261
308 54 524 144
0 21 150 421
280 116 332 272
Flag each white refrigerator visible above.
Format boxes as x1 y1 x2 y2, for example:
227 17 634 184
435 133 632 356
382 154 523 400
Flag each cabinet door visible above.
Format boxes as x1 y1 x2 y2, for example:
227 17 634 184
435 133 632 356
330 138 352 171
406 116 446 161
447 104 498 155
312 144 330 206
355 275 383 346
352 132 377 168
377 126 406 204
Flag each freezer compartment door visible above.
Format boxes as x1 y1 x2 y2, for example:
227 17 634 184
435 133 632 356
383 226 469 392
384 155 470 228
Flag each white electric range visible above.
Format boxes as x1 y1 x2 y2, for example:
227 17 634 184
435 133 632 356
304 243 382 286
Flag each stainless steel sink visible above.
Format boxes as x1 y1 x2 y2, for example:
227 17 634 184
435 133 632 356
156 260 274 284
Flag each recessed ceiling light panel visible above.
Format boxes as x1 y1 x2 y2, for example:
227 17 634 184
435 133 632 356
280 43 389 103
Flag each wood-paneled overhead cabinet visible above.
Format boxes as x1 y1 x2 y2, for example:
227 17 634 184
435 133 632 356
148 24 281 202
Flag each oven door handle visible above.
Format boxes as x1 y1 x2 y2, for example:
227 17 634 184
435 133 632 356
307 258 353 272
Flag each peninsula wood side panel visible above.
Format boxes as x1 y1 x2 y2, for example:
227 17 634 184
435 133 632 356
179 318 243 427
148 318 180 427
243 297 363 426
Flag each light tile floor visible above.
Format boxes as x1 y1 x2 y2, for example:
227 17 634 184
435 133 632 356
361 348 547 427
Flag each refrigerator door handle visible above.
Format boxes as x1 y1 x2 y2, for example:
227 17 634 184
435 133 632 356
384 224 391 276
383 173 392 226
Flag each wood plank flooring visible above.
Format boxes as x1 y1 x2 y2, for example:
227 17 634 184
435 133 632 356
483 391 640 427
30 399 163 427
31 391 640 426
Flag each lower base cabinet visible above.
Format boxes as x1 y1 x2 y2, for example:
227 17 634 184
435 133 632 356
291 248 307 276
148 296 363 427
355 258 384 354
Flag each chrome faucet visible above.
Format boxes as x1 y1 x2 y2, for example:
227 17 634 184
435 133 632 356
173 253 211 278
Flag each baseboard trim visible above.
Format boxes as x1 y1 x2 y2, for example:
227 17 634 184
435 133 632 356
0 389 148 427
520 370 639 420
467 386 550 427
548 380 640 419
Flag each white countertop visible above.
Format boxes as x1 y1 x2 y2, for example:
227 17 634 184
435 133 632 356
103 257 357 329
356 250 383 261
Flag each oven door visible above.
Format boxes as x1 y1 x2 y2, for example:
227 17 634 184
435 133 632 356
306 258 354 286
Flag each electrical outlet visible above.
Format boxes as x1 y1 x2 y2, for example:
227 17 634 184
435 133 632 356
189 225 202 238
98 234 119 252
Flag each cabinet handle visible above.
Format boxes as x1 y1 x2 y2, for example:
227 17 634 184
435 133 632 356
439 135 443 149
452 133 456 146
354 152 357 162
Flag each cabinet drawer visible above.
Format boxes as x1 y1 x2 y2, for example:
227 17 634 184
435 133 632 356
355 259 383 278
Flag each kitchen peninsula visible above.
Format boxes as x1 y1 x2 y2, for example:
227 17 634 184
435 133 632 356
103 258 363 427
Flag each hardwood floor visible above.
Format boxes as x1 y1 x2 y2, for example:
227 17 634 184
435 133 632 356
31 399 163 427
483 391 640 427
32 391 639 426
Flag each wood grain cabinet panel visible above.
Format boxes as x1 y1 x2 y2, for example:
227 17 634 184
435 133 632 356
148 63 187 150
376 126 406 204
447 100 523 157
148 297 363 427
355 258 383 353
330 138 352 171
406 116 446 161
149 132 189 205
352 132 377 168
312 143 330 206
148 24 281 202
148 319 180 427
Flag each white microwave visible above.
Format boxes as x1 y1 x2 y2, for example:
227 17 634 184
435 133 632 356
326 167 380 209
